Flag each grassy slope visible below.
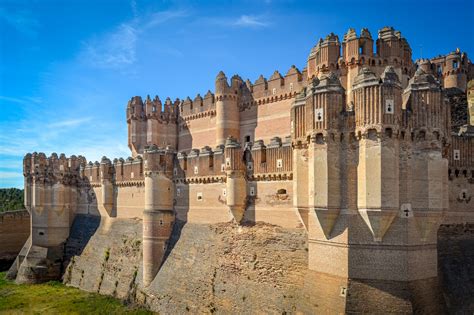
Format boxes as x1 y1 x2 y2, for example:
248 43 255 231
0 272 153 314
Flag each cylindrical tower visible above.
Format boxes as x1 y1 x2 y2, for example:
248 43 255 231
443 51 468 91
127 96 147 157
142 145 175 287
354 67 401 241
306 73 344 238
100 156 114 217
224 137 246 223
215 72 241 147
307 33 341 80
403 68 449 241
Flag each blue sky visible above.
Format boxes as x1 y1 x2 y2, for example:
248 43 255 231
1 0 473 188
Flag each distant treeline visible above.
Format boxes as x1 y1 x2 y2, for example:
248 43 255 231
0 188 24 212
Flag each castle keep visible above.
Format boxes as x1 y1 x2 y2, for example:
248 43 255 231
9 27 474 312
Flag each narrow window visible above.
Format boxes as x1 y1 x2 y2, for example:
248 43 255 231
385 99 394 114
247 162 253 171
315 108 324 122
209 155 214 168
289 82 294 92
437 65 442 75
359 45 363 55
276 159 283 169
453 60 459 69
245 135 251 143
272 88 276 95
250 187 255 196
453 150 460 161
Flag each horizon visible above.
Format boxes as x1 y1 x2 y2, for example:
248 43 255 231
1 0 473 188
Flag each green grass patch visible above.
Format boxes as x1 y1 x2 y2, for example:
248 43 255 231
0 272 154 314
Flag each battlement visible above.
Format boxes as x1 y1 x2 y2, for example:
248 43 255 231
179 90 216 117
308 26 413 80
248 66 305 100
417 49 472 92
174 136 293 183
23 152 86 185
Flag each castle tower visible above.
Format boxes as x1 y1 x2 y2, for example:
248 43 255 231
142 145 175 287
343 28 374 104
307 33 341 79
215 72 241 147
127 96 147 157
376 27 412 87
13 152 82 283
291 91 309 228
306 73 344 238
99 157 114 217
443 50 468 91
417 58 432 74
354 66 402 241
224 137 246 223
403 68 449 241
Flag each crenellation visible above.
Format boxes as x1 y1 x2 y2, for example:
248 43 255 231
13 26 474 313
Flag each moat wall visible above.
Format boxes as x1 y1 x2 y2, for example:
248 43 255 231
0 210 29 270
61 214 473 314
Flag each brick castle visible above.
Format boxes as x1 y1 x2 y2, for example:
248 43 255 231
8 26 474 313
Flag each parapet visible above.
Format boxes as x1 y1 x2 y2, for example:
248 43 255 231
127 95 178 123
249 66 305 99
180 91 215 117
23 152 85 185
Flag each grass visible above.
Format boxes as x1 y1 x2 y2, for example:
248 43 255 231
0 272 154 314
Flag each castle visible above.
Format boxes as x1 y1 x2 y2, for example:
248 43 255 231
8 27 474 313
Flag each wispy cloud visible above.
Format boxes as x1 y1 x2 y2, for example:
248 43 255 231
81 23 138 69
0 95 43 105
144 9 189 29
0 7 39 36
79 9 189 70
233 15 270 28
49 117 92 128
200 14 271 29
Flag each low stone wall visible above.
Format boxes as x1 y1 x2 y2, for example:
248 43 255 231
0 210 30 269
61 214 474 314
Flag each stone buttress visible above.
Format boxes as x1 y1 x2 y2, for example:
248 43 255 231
142 145 175 287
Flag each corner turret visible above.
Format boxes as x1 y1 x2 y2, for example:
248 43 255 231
215 71 241 146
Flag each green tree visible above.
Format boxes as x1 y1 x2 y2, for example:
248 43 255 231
0 188 24 212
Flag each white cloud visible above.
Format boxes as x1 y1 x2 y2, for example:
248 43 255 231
144 9 189 29
233 15 270 28
49 117 92 128
81 23 138 69
78 8 189 70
